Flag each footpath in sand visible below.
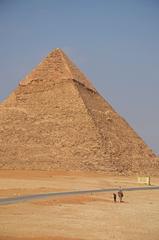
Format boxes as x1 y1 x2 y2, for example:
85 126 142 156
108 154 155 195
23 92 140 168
0 170 159 240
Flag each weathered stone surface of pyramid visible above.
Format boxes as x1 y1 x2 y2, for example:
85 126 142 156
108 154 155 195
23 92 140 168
0 48 158 174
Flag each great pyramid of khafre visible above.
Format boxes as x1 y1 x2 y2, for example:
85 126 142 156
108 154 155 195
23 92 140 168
0 48 158 174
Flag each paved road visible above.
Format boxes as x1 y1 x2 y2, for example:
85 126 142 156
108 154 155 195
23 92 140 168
0 186 159 206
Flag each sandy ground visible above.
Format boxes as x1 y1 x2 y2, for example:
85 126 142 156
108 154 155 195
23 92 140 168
0 170 159 240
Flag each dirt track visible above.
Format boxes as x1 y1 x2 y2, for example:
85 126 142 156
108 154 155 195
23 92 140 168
0 170 159 240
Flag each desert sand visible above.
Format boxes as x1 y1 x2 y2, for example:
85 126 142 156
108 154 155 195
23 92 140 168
0 170 159 240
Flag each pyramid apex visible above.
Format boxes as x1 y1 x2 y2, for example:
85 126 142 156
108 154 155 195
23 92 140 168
20 48 96 91
50 48 66 55
53 47 62 52
47 47 63 56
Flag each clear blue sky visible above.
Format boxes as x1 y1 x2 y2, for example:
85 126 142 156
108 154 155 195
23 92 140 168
0 0 159 154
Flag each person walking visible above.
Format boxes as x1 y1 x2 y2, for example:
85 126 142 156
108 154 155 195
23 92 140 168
118 187 124 202
113 193 117 203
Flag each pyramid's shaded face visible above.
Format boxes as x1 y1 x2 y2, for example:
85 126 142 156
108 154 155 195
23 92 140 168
0 48 158 174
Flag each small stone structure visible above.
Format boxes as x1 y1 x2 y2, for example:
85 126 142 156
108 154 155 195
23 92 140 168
138 176 151 185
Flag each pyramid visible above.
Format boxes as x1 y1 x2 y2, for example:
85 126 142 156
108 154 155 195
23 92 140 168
0 48 158 174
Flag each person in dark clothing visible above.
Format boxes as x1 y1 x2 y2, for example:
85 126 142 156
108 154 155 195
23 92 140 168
118 188 124 202
113 193 117 203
